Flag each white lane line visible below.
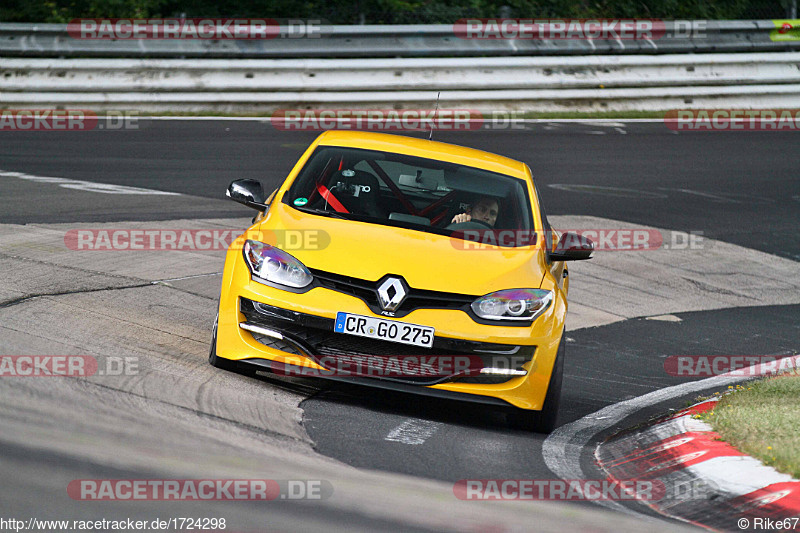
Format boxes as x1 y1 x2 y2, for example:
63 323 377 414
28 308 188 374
0 170 180 196
140 116 668 124
580 121 629 128
154 272 222 283
384 418 441 445
644 314 683 322
658 187 741 204
547 184 668 199
541 364 779 517
687 456 795 496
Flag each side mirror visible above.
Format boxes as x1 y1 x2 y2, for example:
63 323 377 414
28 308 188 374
227 179 268 211
549 232 594 261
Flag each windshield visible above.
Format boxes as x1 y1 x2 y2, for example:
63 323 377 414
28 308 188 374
284 145 535 247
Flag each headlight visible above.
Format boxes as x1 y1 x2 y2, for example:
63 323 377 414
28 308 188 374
471 289 553 321
242 240 313 289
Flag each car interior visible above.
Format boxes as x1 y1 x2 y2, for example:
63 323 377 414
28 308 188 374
285 146 533 243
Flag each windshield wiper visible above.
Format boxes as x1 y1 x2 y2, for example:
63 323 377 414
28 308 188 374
293 206 349 219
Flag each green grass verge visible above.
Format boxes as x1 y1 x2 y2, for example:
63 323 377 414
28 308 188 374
701 371 800 479
129 110 668 120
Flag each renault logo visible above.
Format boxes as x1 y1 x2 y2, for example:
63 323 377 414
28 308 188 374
376 276 408 312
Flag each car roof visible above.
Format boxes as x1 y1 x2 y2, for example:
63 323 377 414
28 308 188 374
315 130 531 181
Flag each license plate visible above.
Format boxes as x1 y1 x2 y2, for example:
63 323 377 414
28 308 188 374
334 312 434 348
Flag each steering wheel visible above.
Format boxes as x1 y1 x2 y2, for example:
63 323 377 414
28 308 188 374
446 220 493 231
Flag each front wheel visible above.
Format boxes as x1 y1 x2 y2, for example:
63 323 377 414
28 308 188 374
208 314 239 372
507 332 565 433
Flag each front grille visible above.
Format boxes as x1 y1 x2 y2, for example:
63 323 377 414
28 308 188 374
248 331 301 356
312 271 376 305
309 268 475 318
239 298 534 386
242 299 454 356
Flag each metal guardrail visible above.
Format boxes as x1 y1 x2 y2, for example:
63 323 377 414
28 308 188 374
2 21 799 113
1 21 799 58
3 52 800 113
4 53 800 92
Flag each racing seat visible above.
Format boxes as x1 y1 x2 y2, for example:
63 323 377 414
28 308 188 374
327 169 384 218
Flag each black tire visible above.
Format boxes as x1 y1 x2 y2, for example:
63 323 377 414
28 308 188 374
208 314 239 372
507 332 565 433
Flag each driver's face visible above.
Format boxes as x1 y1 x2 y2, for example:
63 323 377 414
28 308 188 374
470 199 499 227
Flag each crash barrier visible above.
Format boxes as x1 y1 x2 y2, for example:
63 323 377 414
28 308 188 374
2 52 800 112
1 20 799 58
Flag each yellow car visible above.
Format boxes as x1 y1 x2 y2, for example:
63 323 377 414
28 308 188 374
209 131 593 432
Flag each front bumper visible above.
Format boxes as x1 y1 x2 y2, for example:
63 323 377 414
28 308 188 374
240 297 534 385
215 245 566 410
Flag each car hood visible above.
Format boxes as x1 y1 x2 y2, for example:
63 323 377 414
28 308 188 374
255 203 546 296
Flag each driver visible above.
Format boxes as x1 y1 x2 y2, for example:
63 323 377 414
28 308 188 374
451 196 499 228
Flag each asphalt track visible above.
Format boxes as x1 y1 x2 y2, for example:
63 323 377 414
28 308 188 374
1 120 799 531
1 120 798 258
302 304 800 484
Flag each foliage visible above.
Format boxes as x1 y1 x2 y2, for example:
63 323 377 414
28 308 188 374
0 0 789 23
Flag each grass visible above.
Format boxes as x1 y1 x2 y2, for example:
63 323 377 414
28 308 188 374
701 371 800 479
